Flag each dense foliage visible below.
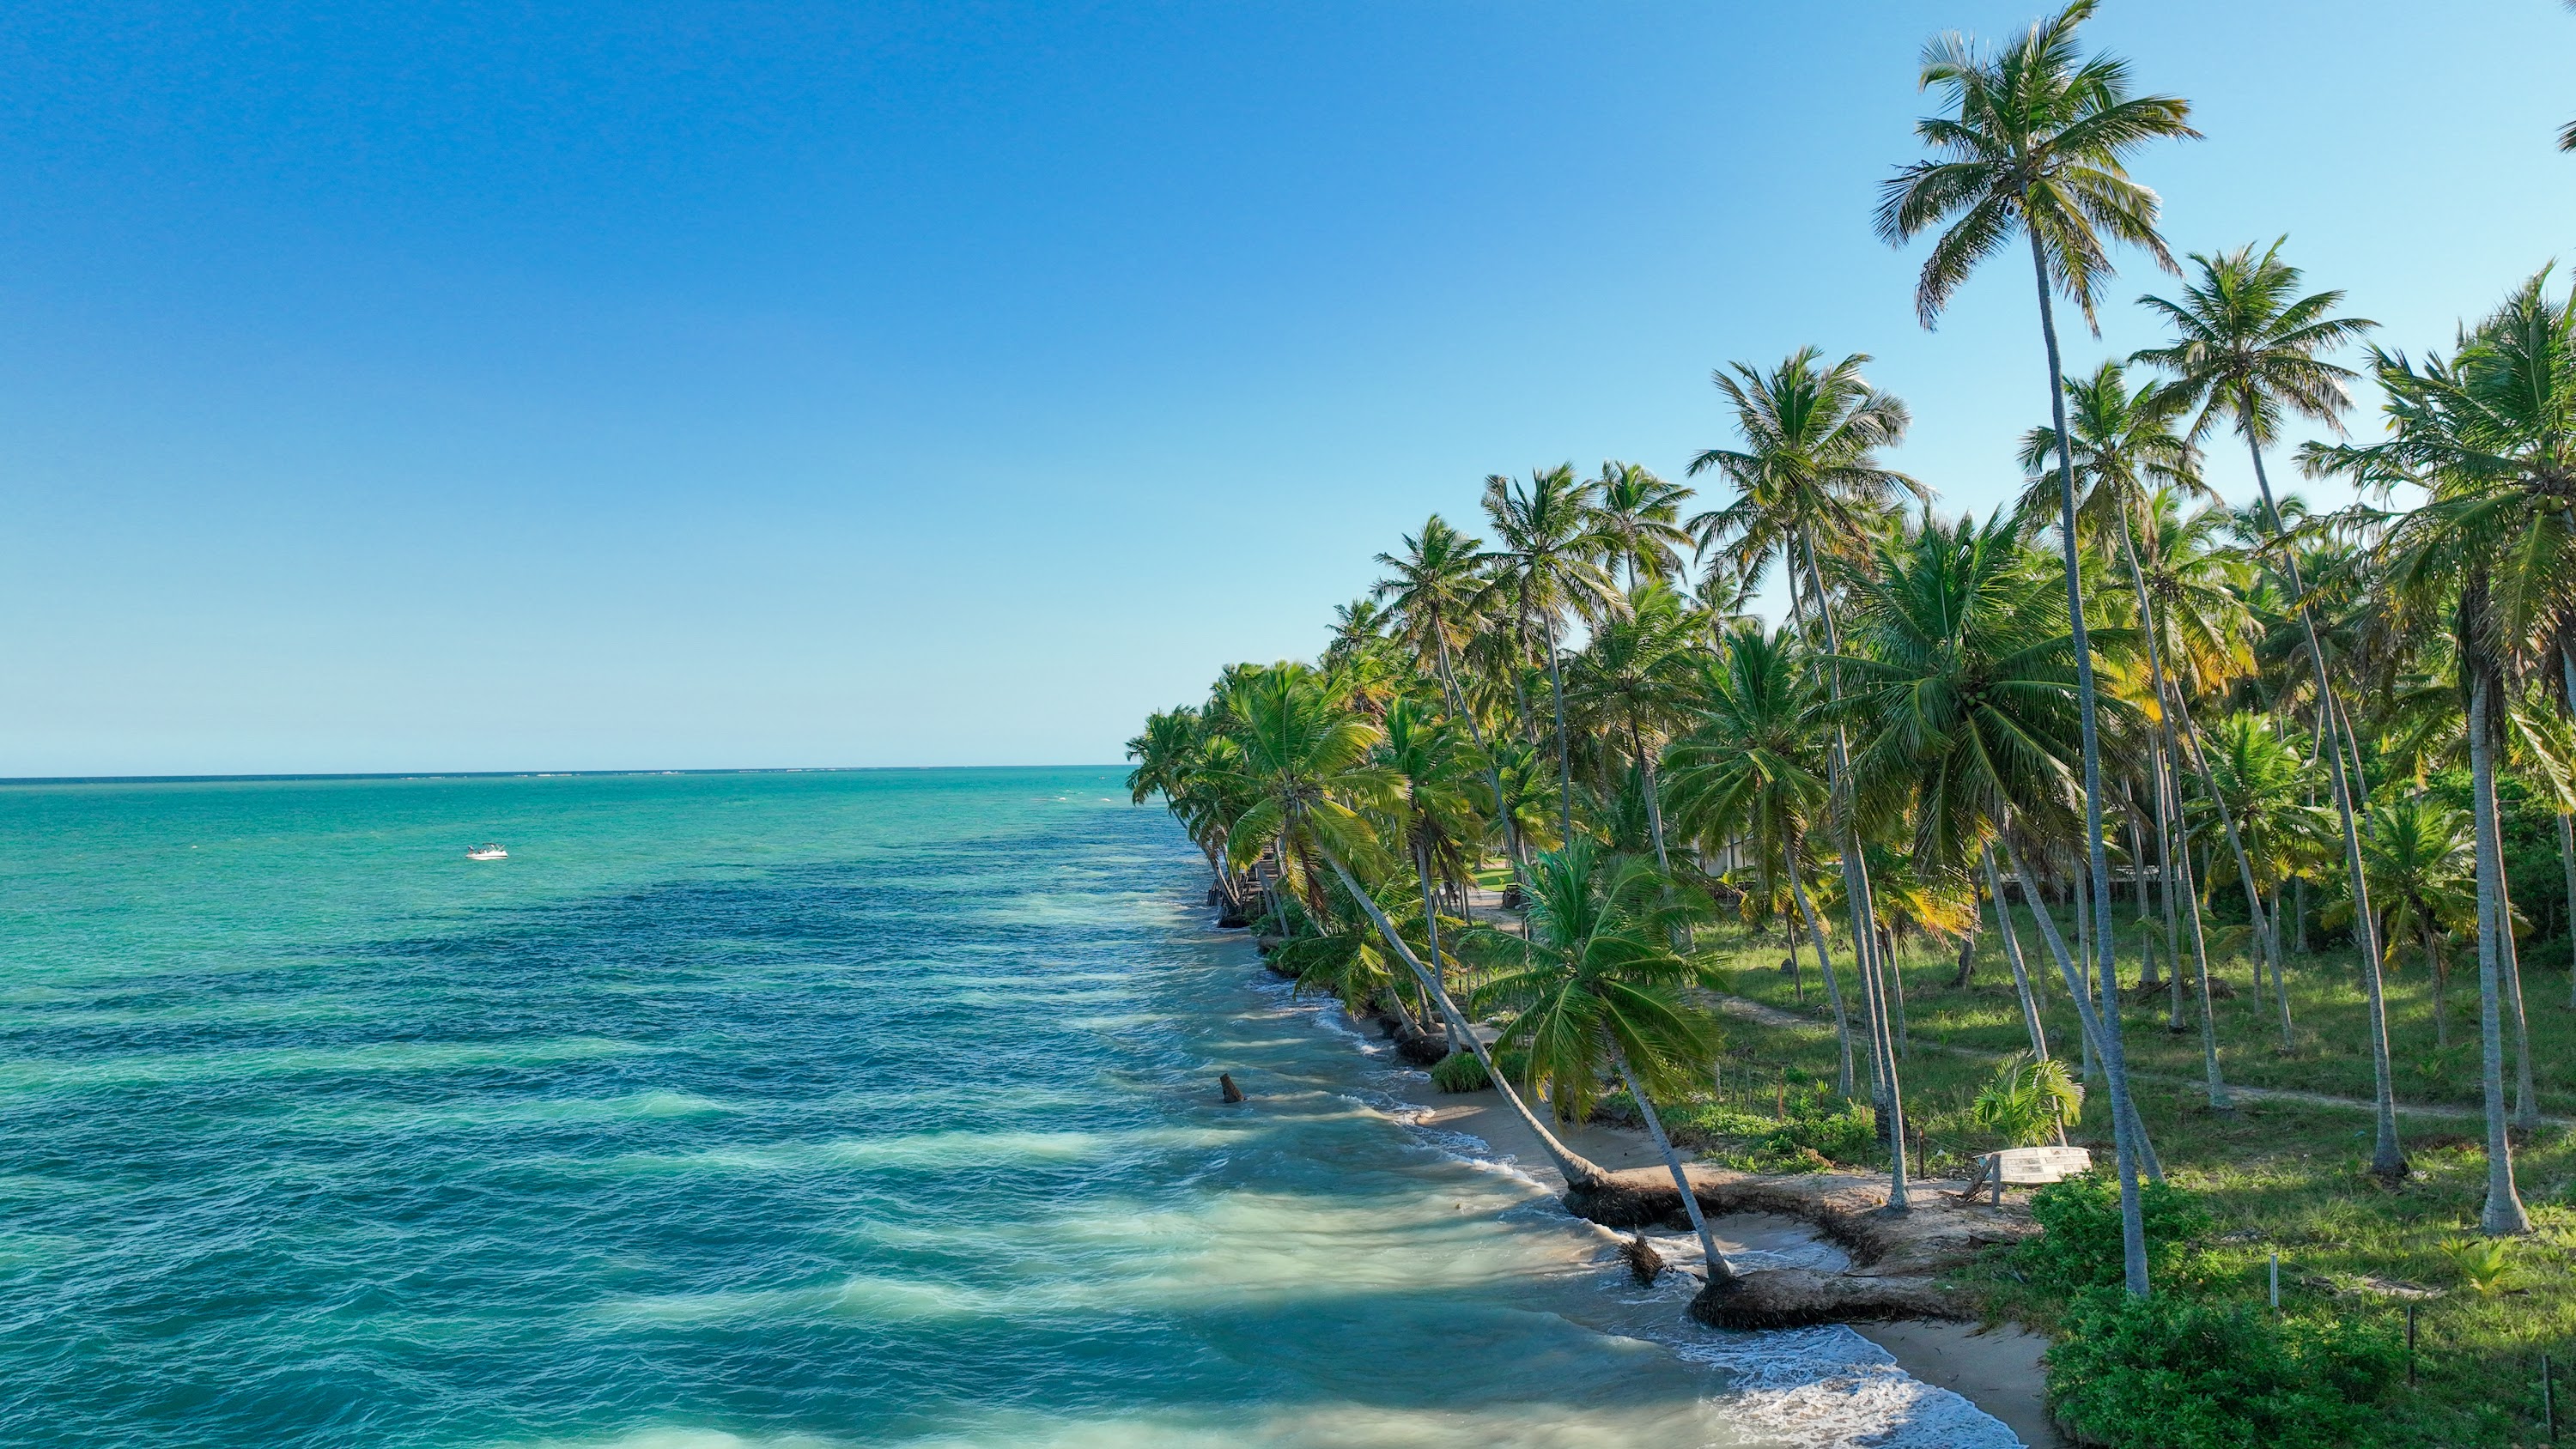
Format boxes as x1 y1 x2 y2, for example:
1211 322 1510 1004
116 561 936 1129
2045 1288 2403 1449
1127 1 2576 1439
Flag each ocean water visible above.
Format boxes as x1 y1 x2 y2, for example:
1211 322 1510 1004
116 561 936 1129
0 768 2015 1449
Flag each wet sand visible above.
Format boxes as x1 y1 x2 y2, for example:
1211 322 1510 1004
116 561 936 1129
1388 1065 2063 1446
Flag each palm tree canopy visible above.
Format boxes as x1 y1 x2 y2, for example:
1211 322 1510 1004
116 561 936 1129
1835 509 2093 868
1875 0 2197 329
2133 239 2378 448
1687 347 1923 589
1473 842 1719 1122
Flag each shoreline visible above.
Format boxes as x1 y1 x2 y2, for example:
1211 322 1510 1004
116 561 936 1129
1263 952 2063 1448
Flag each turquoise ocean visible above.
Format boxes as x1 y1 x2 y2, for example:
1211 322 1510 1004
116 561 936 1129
0 768 2014 1448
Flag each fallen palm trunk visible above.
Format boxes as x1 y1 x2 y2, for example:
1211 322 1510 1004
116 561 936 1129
1554 1161 2035 1329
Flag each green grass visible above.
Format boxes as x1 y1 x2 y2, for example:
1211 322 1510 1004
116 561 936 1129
1714 901 2576 1117
1674 916 2576 1446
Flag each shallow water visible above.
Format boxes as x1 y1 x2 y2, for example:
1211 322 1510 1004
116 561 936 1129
0 768 2014 1448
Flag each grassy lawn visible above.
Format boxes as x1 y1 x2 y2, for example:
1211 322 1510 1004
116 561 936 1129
1709 900 2576 1118
1662 915 2576 1446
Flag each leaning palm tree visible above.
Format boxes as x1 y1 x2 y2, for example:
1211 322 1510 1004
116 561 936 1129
1876 0 2196 1295
1214 663 1619 1195
1688 346 1923 1207
2324 270 2576 1235
2134 239 2403 1177
1476 842 1739 1285
1479 465 1623 846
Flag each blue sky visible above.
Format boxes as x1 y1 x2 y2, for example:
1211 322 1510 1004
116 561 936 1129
4 1 2571 776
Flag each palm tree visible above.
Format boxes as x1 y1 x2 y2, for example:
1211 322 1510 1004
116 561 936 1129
1876 0 2196 1296
1376 516 1524 870
1566 583 1701 881
1216 663 1619 1194
2351 794 2478 1050
1479 465 1622 846
1477 842 1739 1285
2326 271 2576 1234
1663 624 1858 1095
2134 239 2403 1179
1376 697 1490 1046
1688 347 1923 1207
1594 461 1697 589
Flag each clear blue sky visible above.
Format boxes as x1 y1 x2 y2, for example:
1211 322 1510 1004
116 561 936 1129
4 2 2571 777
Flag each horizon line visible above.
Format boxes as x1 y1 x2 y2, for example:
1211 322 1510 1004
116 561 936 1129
0 764 1124 787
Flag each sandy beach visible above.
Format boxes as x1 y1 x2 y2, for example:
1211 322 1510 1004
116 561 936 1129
1383 1054 2063 1447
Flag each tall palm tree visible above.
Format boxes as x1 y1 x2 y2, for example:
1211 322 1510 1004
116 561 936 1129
2328 270 2576 1234
2135 239 2403 1178
1663 624 1859 1096
1476 842 1739 1285
1376 516 1523 870
1689 347 1923 1207
1594 461 1697 589
1479 466 1622 846
1876 0 2196 1296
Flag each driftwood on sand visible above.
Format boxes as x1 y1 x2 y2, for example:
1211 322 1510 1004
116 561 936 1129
1558 1162 2035 1329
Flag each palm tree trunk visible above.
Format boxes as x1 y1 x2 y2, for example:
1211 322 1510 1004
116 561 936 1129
2120 520 2282 1046
1984 845 2050 1064
2243 437 2403 1179
2500 848 2539 1130
1794 529 1907 1209
2005 838 2165 1184
1413 840 1459 1056
2560 809 2576 1009
1788 829 1858 1099
1321 852 1610 1191
1617 1059 1738 1285
1434 626 1526 875
2028 227 2145 1296
1542 611 1576 846
2167 791 2230 1110
2467 668 2533 1234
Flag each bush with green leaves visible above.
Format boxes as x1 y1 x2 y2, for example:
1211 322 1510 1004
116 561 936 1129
2019 1173 2211 1289
2045 1288 2402 1448
1430 1051 1490 1093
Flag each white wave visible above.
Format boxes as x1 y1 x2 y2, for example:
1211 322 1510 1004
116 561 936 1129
1266 956 2024 1449
1672 1327 2024 1449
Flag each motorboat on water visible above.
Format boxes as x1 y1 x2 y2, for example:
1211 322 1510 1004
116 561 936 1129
465 843 508 861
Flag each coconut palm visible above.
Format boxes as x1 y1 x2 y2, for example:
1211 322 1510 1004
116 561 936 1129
1876 0 2197 1297
1475 842 1739 1285
1479 465 1624 846
1595 461 1697 589
1566 583 1701 879
2135 239 2404 1178
1376 697 1490 1041
1662 624 1857 1095
2351 794 2478 1049
2327 271 2576 1234
1376 516 1523 869
1688 346 1923 1207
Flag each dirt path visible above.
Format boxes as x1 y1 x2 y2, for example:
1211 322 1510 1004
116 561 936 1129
1700 991 2573 1129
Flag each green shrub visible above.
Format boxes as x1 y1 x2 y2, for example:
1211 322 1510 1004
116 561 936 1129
2019 1173 2210 1289
1762 1101 1878 1166
2045 1288 2401 1448
1430 1052 1491 1093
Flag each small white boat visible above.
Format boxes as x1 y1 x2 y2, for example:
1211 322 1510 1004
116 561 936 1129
465 843 508 861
